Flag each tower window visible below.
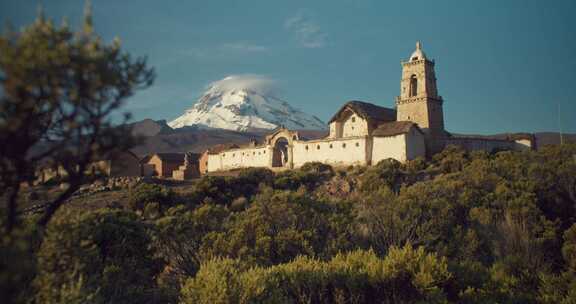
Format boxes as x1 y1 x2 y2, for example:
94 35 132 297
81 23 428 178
410 75 418 97
351 117 356 123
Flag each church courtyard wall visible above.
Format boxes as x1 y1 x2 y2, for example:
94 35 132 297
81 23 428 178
292 137 369 168
207 146 270 172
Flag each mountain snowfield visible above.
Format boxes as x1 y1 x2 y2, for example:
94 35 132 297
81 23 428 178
168 75 326 131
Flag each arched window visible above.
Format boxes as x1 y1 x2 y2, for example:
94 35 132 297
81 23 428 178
410 75 418 97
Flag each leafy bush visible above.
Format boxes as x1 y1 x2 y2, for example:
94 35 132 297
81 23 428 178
34 208 162 304
128 183 175 211
180 245 452 304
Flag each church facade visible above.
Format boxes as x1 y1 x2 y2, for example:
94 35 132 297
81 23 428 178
202 42 533 173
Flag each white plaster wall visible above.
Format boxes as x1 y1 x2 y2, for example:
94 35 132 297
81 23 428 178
514 139 533 150
207 147 271 172
372 134 408 163
329 122 338 138
207 154 222 172
341 113 368 138
292 137 367 168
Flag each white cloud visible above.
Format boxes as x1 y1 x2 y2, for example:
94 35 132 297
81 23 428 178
284 10 327 48
221 42 268 52
207 74 278 96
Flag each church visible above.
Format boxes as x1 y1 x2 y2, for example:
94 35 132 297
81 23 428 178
201 42 534 173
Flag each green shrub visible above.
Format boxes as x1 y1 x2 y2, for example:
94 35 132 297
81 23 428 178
180 245 452 304
300 162 334 174
34 208 162 304
128 183 175 211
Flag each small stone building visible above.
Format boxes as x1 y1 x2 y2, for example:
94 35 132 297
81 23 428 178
86 151 142 177
146 153 185 177
172 152 201 180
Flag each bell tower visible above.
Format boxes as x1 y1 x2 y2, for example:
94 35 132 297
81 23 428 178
396 41 445 135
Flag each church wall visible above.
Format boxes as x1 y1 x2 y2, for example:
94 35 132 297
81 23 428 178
329 122 338 138
292 137 368 167
396 100 430 129
406 129 426 160
514 139 533 150
341 112 369 138
372 134 408 163
207 146 271 172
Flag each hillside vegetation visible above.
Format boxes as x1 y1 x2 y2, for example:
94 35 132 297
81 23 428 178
3 144 576 303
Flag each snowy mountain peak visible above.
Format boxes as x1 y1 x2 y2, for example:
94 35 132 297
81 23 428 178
169 75 326 131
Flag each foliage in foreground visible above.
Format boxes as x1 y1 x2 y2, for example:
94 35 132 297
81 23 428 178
2 144 576 303
181 245 451 304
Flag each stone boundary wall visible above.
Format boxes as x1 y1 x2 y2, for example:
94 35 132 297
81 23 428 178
446 137 522 153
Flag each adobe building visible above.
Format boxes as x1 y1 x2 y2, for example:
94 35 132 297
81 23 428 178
202 42 534 173
146 153 185 177
37 150 142 183
172 152 201 180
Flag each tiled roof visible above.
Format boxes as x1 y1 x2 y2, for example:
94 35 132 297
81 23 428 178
329 100 396 124
372 121 421 137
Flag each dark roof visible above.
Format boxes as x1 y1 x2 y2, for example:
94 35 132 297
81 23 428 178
372 121 421 137
328 100 396 124
153 153 185 162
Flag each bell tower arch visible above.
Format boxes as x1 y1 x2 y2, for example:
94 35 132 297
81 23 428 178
396 41 444 134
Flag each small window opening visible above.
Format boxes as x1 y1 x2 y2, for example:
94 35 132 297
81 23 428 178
317 145 320 150
351 117 356 123
342 143 346 148
329 144 333 149
305 145 309 150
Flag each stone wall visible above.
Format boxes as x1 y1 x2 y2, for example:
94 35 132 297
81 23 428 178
446 138 518 153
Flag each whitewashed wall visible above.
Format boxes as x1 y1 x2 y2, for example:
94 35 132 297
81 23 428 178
514 139 533 150
292 137 368 168
372 134 408 163
341 113 369 138
207 146 271 172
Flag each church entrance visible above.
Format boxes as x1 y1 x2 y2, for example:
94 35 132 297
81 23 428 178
272 137 289 167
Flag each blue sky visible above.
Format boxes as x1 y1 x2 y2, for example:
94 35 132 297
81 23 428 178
1 0 575 134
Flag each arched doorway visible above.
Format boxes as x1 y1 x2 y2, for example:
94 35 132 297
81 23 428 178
272 137 289 167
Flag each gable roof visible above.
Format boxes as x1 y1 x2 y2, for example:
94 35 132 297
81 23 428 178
328 100 396 124
153 153 185 162
372 121 422 137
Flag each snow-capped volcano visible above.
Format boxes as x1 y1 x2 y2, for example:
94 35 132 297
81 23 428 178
168 75 326 131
